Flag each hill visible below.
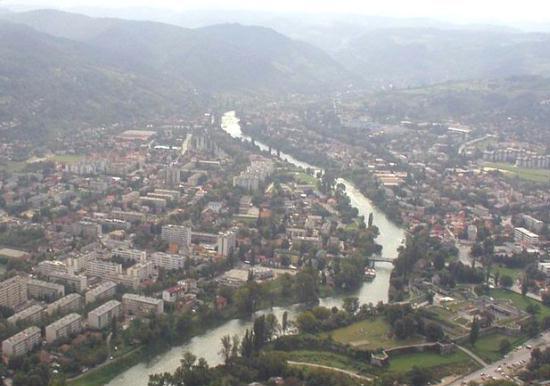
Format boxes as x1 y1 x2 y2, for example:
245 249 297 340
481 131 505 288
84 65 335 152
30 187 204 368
335 28 550 87
0 10 352 135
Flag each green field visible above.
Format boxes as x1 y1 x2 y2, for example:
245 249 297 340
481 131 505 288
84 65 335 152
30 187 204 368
282 350 373 375
490 288 550 321
292 171 319 186
50 154 85 164
322 317 424 350
388 350 478 375
483 162 550 183
0 161 26 173
493 266 523 281
467 333 527 363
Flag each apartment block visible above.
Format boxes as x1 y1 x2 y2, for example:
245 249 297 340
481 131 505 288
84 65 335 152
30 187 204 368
2 326 41 358
46 293 83 316
161 225 191 248
47 271 88 292
87 300 121 329
26 279 65 301
45 313 82 344
112 248 147 263
122 294 163 317
514 227 540 247
0 276 28 309
7 305 44 326
85 281 117 304
150 252 186 270
86 260 123 278
217 230 236 257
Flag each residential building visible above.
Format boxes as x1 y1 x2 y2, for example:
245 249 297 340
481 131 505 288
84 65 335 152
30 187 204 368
161 225 192 248
150 252 186 270
514 227 540 247
46 293 83 316
86 260 122 278
126 261 154 281
122 294 163 317
26 279 65 301
46 271 88 292
217 230 236 257
7 305 44 326
87 300 121 329
0 276 27 309
2 326 41 358
45 313 82 344
85 281 117 304
112 248 147 263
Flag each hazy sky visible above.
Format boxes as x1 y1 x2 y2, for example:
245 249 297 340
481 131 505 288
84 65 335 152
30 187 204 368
3 0 550 23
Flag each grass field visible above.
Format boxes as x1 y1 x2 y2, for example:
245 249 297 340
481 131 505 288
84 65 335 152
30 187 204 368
493 265 523 281
282 350 374 375
0 161 26 173
292 171 319 186
322 317 424 350
68 347 144 386
467 333 528 363
490 288 550 321
388 350 477 374
483 162 550 183
49 154 85 164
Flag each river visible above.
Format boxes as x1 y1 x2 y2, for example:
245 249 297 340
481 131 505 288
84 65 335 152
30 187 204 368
106 111 404 386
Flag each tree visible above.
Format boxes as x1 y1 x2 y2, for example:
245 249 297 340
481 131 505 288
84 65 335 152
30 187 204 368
265 314 280 341
282 311 288 333
407 366 432 386
500 275 513 288
521 276 529 296
342 297 359 315
469 317 480 346
219 335 232 364
240 329 254 358
368 212 374 228
296 311 319 334
499 338 512 355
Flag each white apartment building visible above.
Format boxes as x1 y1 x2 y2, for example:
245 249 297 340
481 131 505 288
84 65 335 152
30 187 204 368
87 300 121 329
7 305 44 326
2 326 41 358
0 276 28 309
217 230 236 257
26 279 65 300
514 227 540 247
46 293 83 316
122 294 164 317
86 260 123 278
85 281 117 304
45 313 82 344
161 225 192 248
150 252 186 270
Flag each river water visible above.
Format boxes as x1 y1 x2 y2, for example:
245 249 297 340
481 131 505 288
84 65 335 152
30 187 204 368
107 111 404 386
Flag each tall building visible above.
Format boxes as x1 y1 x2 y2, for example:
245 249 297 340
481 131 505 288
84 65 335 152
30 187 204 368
46 293 83 316
45 313 82 344
26 279 65 301
86 260 123 278
7 305 44 326
0 276 27 309
47 271 88 293
87 300 122 329
217 230 236 257
122 294 164 317
150 252 186 271
161 225 192 248
85 281 117 304
514 227 540 247
2 326 41 358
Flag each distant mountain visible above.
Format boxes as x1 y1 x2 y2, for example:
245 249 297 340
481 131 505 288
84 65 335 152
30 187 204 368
335 28 550 87
0 10 353 133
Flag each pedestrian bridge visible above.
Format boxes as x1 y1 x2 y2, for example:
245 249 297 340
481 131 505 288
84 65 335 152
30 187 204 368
369 256 395 264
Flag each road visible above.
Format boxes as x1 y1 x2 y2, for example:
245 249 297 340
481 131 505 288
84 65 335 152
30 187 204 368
447 331 550 385
287 361 372 382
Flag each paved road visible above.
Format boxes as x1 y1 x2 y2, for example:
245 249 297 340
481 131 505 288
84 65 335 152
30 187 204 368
287 361 372 382
447 331 550 385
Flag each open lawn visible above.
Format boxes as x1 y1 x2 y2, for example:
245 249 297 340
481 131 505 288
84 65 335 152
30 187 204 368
281 350 374 375
292 171 319 186
388 350 478 376
493 265 523 281
483 162 550 183
466 333 528 363
50 154 85 164
490 288 550 322
322 317 424 350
